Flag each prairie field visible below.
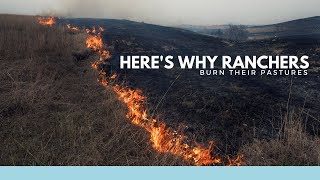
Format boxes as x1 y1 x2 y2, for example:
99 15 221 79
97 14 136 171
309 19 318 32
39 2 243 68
0 14 319 166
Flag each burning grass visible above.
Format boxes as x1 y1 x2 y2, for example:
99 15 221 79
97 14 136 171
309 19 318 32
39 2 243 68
83 21 242 166
67 24 80 31
37 16 55 26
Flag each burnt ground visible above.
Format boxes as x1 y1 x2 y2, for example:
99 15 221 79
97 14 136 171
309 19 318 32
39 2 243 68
60 18 320 156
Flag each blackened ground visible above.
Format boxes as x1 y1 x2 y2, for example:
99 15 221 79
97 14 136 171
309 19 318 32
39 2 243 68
61 18 320 156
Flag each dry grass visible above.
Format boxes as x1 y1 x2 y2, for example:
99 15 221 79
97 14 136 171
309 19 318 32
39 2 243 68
0 14 185 165
240 111 320 166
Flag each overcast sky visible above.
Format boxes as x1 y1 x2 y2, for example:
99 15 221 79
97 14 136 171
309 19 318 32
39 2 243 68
0 0 319 25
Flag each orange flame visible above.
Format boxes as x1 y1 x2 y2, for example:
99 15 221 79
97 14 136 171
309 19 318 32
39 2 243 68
86 27 110 62
67 24 80 31
99 50 111 61
110 74 117 79
91 62 99 70
227 155 244 166
86 35 103 51
37 17 55 26
86 27 104 51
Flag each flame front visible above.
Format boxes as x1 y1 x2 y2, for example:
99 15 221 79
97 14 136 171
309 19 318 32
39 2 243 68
36 18 243 166
112 85 223 165
85 26 224 165
37 17 55 26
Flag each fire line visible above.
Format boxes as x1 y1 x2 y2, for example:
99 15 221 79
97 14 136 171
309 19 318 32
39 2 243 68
37 17 243 166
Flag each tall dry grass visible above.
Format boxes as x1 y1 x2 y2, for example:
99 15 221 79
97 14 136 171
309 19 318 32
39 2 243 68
0 14 185 165
240 110 320 166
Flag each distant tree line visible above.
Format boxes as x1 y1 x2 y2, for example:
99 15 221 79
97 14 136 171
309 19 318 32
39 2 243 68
210 25 249 41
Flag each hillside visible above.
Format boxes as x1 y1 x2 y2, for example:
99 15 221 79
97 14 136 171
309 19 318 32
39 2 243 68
247 16 320 39
179 16 320 40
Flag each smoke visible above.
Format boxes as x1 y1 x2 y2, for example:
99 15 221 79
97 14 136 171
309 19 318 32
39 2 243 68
54 0 320 26
57 0 103 18
2 0 320 25
57 0 152 22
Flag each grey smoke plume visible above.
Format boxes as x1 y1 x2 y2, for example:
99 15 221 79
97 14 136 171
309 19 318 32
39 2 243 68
1 0 320 25
56 0 320 25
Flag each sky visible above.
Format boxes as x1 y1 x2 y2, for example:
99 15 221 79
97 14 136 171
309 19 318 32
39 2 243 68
0 0 319 26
